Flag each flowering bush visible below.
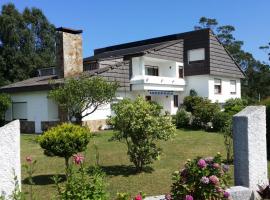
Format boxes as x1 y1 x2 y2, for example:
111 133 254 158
170 153 231 200
53 154 108 200
115 192 145 200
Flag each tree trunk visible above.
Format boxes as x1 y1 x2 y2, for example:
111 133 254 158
75 113 83 126
65 157 70 178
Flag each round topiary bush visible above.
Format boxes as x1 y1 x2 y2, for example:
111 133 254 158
38 123 91 169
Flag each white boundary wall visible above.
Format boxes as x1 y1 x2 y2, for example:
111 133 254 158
0 120 21 198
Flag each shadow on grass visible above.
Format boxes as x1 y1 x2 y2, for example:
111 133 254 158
23 174 66 185
99 165 154 177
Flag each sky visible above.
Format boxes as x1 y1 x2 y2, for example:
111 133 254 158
1 0 269 62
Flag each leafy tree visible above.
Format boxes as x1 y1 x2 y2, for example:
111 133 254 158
0 3 55 86
183 96 204 113
109 97 175 172
38 123 91 171
223 98 247 115
49 76 118 125
260 43 270 61
0 93 11 125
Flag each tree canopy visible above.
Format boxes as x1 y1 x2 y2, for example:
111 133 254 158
0 3 55 86
48 76 118 124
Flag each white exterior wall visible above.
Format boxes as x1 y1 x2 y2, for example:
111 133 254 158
208 75 241 103
182 74 241 104
5 91 59 133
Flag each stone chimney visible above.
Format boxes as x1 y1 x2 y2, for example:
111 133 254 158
56 27 83 78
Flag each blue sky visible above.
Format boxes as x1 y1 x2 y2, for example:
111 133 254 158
1 0 269 62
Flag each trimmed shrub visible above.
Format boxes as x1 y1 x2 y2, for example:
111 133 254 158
175 109 191 128
38 123 91 169
170 153 230 200
223 98 247 115
183 96 204 113
212 112 231 132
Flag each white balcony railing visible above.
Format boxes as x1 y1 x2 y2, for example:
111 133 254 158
130 75 185 86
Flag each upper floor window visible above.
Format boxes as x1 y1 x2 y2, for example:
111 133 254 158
214 79 222 94
188 48 205 64
230 80 236 94
179 66 184 78
145 65 159 76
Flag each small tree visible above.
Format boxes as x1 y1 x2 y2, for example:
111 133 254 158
0 93 11 125
49 76 118 124
109 97 175 172
38 123 91 171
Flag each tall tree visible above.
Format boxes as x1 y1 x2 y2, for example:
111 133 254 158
195 17 270 102
0 3 55 86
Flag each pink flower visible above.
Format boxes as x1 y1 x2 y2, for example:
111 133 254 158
209 175 219 185
216 187 223 193
26 156 32 163
200 176 209 184
73 154 84 165
223 191 230 198
165 193 172 200
185 195 193 200
134 194 142 200
213 163 220 169
197 159 207 168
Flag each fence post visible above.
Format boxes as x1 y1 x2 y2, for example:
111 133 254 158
233 106 268 191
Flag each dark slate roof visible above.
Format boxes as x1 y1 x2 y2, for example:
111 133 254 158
84 39 183 61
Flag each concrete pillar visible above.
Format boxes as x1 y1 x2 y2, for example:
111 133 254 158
233 106 268 191
0 120 21 198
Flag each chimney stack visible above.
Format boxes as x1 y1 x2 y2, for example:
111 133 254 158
56 27 83 78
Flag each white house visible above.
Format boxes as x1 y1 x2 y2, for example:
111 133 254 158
0 27 244 133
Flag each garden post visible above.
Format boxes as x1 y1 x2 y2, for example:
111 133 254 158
233 106 268 191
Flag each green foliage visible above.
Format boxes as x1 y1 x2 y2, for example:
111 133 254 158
22 157 37 200
212 112 231 132
115 192 131 200
193 99 220 128
175 109 191 128
38 123 91 169
0 3 55 86
54 164 108 200
223 98 247 115
0 93 11 123
189 89 198 97
49 76 118 124
183 96 204 113
260 98 270 159
109 97 176 171
170 153 230 200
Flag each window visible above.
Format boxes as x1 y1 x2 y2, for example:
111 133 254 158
179 66 184 78
145 65 159 76
188 48 205 64
230 80 236 94
173 95 179 107
145 96 151 101
12 102 27 120
214 79 222 94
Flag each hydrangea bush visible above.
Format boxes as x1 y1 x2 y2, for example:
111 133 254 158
170 153 231 200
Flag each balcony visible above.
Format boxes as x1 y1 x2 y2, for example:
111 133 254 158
130 75 185 91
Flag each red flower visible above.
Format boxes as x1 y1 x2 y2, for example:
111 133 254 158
26 156 32 163
134 194 142 200
73 154 84 165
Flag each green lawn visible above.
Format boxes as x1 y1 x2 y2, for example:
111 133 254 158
21 129 229 199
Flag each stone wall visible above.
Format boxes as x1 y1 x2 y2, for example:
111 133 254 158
0 120 21 198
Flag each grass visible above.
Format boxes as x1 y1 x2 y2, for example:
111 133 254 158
21 129 229 199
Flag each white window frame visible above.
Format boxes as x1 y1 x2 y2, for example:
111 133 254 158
188 48 205 64
230 80 237 95
214 79 222 95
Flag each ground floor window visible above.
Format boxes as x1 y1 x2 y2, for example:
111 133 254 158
12 102 27 120
214 78 222 94
173 95 179 107
145 96 151 101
